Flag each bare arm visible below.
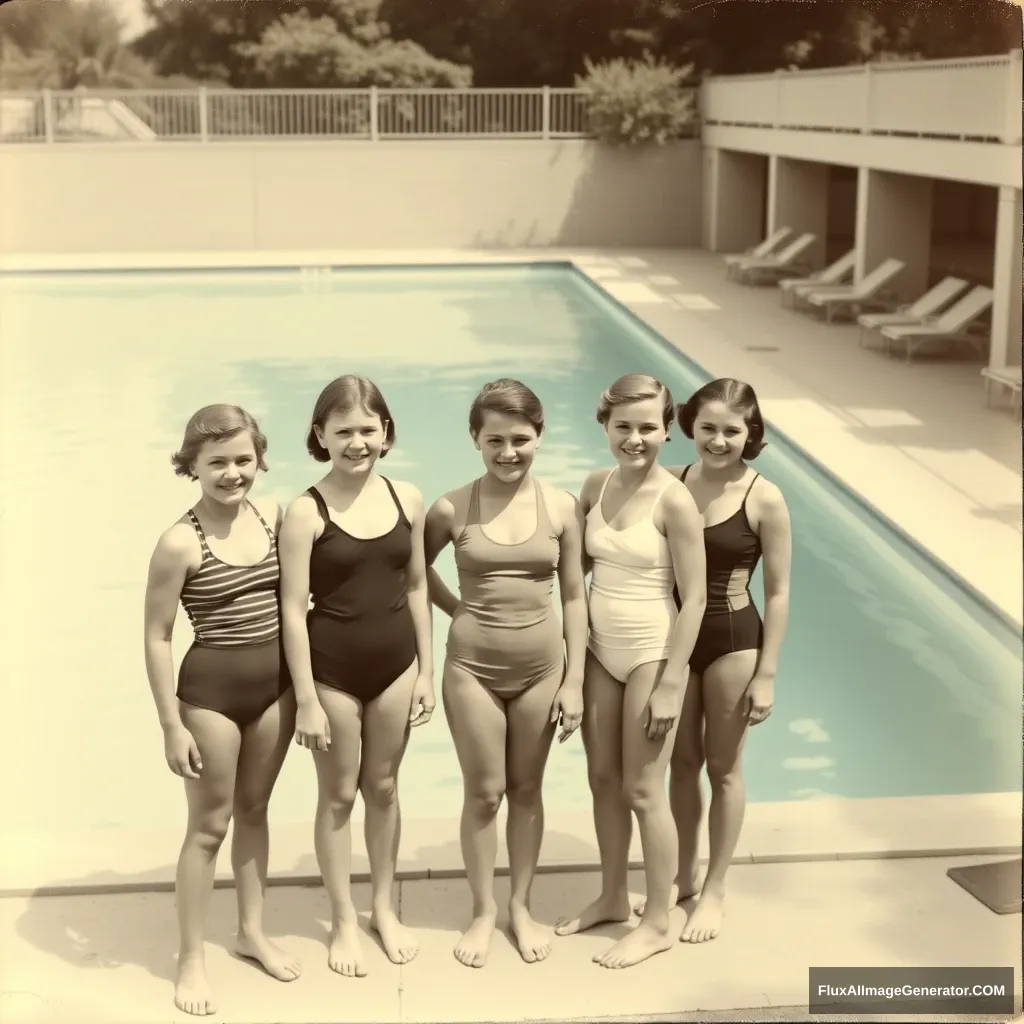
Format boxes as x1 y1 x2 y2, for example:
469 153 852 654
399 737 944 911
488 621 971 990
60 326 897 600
661 485 707 687
278 496 321 708
755 483 792 679
578 469 609 578
142 526 195 733
424 496 459 617
554 488 589 685
398 483 434 680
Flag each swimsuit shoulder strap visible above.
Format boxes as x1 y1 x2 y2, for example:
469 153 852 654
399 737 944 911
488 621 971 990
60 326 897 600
185 509 212 557
533 478 556 534
307 486 331 527
741 472 761 508
380 476 410 528
594 468 615 510
247 500 276 543
650 475 677 518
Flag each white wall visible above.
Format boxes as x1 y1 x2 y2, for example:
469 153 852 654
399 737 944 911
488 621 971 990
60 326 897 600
1 139 704 255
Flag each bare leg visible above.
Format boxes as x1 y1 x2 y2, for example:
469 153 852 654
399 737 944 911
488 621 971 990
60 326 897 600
505 668 562 963
311 684 367 977
555 651 632 936
231 690 301 981
594 661 680 969
361 661 419 965
442 662 507 968
634 671 705 916
682 651 756 943
174 706 240 1016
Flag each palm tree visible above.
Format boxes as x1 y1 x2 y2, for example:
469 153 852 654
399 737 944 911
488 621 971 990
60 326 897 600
0 0 156 89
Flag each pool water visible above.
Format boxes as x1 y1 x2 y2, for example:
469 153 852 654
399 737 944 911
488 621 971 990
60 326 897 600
1 264 1020 833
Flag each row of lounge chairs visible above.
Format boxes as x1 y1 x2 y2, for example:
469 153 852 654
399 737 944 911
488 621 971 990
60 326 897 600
721 229 1014 404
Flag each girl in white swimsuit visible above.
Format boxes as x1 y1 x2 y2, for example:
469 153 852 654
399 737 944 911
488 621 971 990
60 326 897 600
555 373 707 970
586 468 680 682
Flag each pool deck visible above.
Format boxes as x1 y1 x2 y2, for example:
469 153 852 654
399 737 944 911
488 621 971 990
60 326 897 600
2 859 1020 1023
1 245 1021 1022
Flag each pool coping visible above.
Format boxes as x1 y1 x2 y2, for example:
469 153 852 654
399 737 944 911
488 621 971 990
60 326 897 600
2 245 1020 635
3 791 1021 898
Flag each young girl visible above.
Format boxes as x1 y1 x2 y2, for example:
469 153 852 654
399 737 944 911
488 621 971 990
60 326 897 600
278 375 434 978
635 378 791 942
425 379 588 969
143 405 300 1017
556 373 707 970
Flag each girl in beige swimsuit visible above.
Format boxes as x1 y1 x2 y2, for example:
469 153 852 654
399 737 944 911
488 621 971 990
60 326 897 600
425 379 589 971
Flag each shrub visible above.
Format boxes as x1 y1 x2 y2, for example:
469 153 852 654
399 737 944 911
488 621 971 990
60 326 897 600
575 54 696 147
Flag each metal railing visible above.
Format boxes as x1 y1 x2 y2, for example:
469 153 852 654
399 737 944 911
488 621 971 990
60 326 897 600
701 50 1023 144
0 87 593 143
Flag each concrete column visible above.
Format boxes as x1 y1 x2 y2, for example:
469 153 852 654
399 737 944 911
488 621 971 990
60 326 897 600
767 155 829 268
854 167 933 301
989 185 1022 370
702 147 766 253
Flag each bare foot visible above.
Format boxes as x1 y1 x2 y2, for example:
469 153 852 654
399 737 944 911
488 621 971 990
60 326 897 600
633 878 700 917
509 903 553 963
328 921 368 977
454 913 496 968
554 892 631 936
594 922 675 969
370 907 419 964
174 953 215 1016
235 930 302 981
681 890 723 943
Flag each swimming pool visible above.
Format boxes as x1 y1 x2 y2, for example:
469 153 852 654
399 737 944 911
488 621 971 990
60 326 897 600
0 263 1020 834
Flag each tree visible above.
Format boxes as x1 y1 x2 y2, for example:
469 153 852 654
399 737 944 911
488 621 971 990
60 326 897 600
237 10 470 88
0 0 158 89
381 0 1022 85
134 0 470 87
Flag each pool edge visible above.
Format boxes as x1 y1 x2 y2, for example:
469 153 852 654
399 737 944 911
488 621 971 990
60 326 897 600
3 791 1020 898
563 261 1024 639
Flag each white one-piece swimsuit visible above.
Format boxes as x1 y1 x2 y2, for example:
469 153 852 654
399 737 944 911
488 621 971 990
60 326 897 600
585 470 679 684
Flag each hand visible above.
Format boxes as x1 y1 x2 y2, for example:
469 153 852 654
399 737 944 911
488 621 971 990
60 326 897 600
295 699 331 751
746 673 775 726
550 678 583 743
409 674 436 727
164 723 202 779
646 678 685 741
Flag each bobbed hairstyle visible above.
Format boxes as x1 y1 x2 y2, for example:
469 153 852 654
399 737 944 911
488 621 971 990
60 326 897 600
171 404 269 481
306 374 396 462
469 378 545 437
595 372 675 430
676 378 767 460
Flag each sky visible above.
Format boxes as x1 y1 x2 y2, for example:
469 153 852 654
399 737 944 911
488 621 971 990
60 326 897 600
102 0 152 41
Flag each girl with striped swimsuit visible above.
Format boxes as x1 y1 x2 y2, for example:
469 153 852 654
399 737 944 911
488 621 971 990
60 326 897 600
143 405 300 1017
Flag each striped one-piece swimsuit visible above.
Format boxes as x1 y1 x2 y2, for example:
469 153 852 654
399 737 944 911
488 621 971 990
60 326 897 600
177 501 292 726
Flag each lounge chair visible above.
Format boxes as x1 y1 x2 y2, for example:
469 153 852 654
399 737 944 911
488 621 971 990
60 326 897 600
778 249 856 307
798 258 905 323
879 285 994 363
981 365 1022 412
731 233 817 286
723 226 792 279
856 276 969 348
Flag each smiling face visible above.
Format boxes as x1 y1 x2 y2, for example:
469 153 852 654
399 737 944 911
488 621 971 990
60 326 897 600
474 410 539 483
604 396 669 470
193 431 259 506
693 399 749 469
314 404 389 475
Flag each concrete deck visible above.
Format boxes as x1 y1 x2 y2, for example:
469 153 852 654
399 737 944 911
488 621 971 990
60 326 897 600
0 245 1020 1022
1 859 1020 1023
